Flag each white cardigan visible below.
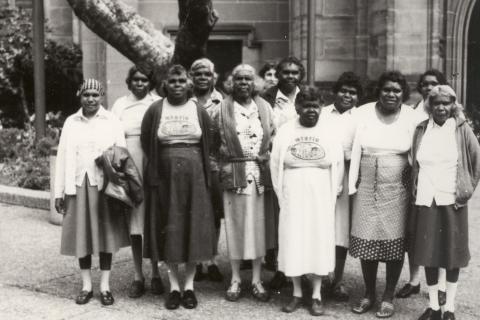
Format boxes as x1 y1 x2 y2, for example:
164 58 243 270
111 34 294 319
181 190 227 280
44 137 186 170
54 106 126 198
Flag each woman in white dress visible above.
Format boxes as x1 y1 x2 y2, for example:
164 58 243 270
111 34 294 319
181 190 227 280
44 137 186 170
271 86 344 316
111 66 163 298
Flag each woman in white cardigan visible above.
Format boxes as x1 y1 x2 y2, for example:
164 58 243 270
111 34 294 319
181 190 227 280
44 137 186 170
54 79 130 306
271 86 344 316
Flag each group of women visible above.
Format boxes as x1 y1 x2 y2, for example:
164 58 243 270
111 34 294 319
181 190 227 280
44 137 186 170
54 58 480 320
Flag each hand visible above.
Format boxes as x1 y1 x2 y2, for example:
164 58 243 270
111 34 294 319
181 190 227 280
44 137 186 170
55 198 66 215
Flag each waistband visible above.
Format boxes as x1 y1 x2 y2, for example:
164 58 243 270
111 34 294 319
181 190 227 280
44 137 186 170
161 143 201 148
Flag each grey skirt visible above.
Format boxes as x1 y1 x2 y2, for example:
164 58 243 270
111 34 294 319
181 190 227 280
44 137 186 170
60 176 130 257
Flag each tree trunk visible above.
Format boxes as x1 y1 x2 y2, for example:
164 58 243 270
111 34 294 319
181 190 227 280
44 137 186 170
65 0 217 74
172 0 218 68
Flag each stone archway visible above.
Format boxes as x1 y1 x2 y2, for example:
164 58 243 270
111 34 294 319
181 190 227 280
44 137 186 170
467 1 480 111
446 0 477 104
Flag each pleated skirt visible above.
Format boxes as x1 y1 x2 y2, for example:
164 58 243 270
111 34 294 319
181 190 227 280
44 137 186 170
60 176 130 258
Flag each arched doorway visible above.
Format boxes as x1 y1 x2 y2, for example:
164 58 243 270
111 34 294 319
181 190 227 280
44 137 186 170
467 1 480 113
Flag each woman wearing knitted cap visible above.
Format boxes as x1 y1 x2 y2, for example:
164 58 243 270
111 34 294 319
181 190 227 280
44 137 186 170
210 63 276 302
410 85 480 320
54 79 130 306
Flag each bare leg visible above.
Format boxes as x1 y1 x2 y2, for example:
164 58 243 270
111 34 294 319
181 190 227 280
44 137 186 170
184 262 196 291
166 263 181 292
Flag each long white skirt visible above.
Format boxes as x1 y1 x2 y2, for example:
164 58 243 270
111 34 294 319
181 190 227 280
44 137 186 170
278 167 336 277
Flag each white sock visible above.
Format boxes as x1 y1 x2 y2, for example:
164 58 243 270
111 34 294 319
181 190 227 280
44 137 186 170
80 269 92 292
292 276 302 298
410 265 421 286
438 268 446 292
428 284 440 310
100 270 110 292
445 281 458 312
312 276 322 300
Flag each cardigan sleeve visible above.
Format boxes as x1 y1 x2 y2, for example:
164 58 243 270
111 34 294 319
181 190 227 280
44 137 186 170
54 118 70 199
140 103 156 155
465 124 480 191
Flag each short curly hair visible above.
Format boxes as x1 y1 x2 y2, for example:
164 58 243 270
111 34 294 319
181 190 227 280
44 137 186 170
424 85 463 117
332 71 363 99
416 69 448 94
375 70 410 102
276 56 306 82
258 61 277 79
295 85 323 107
125 66 152 90
231 64 264 97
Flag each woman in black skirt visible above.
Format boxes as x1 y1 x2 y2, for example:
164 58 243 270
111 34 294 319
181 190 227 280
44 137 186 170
410 85 480 320
141 65 216 310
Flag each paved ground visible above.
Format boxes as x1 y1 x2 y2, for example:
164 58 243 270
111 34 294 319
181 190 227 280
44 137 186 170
1 192 480 320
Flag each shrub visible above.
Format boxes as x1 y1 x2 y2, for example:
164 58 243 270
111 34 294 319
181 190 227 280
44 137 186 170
0 5 82 128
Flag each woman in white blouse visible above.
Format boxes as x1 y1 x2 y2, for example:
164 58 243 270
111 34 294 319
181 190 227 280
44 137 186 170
410 85 480 320
54 79 130 306
349 71 418 318
111 66 163 298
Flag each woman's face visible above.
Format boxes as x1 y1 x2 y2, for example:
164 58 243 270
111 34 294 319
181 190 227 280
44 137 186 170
165 72 189 103
296 100 321 127
431 94 454 125
335 85 359 113
420 75 439 100
192 66 214 92
379 81 403 113
129 71 150 99
232 70 254 100
80 89 101 117
263 68 278 87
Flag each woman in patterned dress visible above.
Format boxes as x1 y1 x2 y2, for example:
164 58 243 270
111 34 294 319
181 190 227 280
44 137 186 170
210 64 276 303
348 71 418 318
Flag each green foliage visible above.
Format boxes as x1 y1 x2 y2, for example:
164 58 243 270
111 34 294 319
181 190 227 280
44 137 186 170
0 116 61 190
0 5 82 128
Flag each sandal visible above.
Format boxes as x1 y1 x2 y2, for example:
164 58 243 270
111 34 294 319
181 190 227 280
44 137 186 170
251 282 270 302
352 297 375 314
375 301 395 318
226 280 242 302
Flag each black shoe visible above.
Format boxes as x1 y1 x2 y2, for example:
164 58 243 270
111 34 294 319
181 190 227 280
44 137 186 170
194 264 205 281
310 298 325 316
182 290 198 309
240 260 252 270
100 291 114 306
165 290 181 310
151 277 165 295
443 311 455 320
332 283 349 302
282 296 302 313
207 264 224 282
75 290 93 305
396 283 420 298
269 271 287 291
438 290 446 306
418 308 442 320
128 279 145 298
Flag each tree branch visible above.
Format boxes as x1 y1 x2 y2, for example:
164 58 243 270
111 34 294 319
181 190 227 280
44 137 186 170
65 0 174 75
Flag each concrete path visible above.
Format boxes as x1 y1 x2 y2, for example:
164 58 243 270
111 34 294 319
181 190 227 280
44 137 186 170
1 193 480 319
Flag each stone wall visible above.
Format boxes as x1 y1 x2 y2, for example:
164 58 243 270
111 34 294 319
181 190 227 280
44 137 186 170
80 0 290 106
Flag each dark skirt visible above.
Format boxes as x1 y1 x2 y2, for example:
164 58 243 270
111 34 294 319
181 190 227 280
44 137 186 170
61 176 130 257
143 146 216 263
409 202 470 269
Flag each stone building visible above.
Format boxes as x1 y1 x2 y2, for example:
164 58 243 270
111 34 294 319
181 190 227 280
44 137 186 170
4 0 480 111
